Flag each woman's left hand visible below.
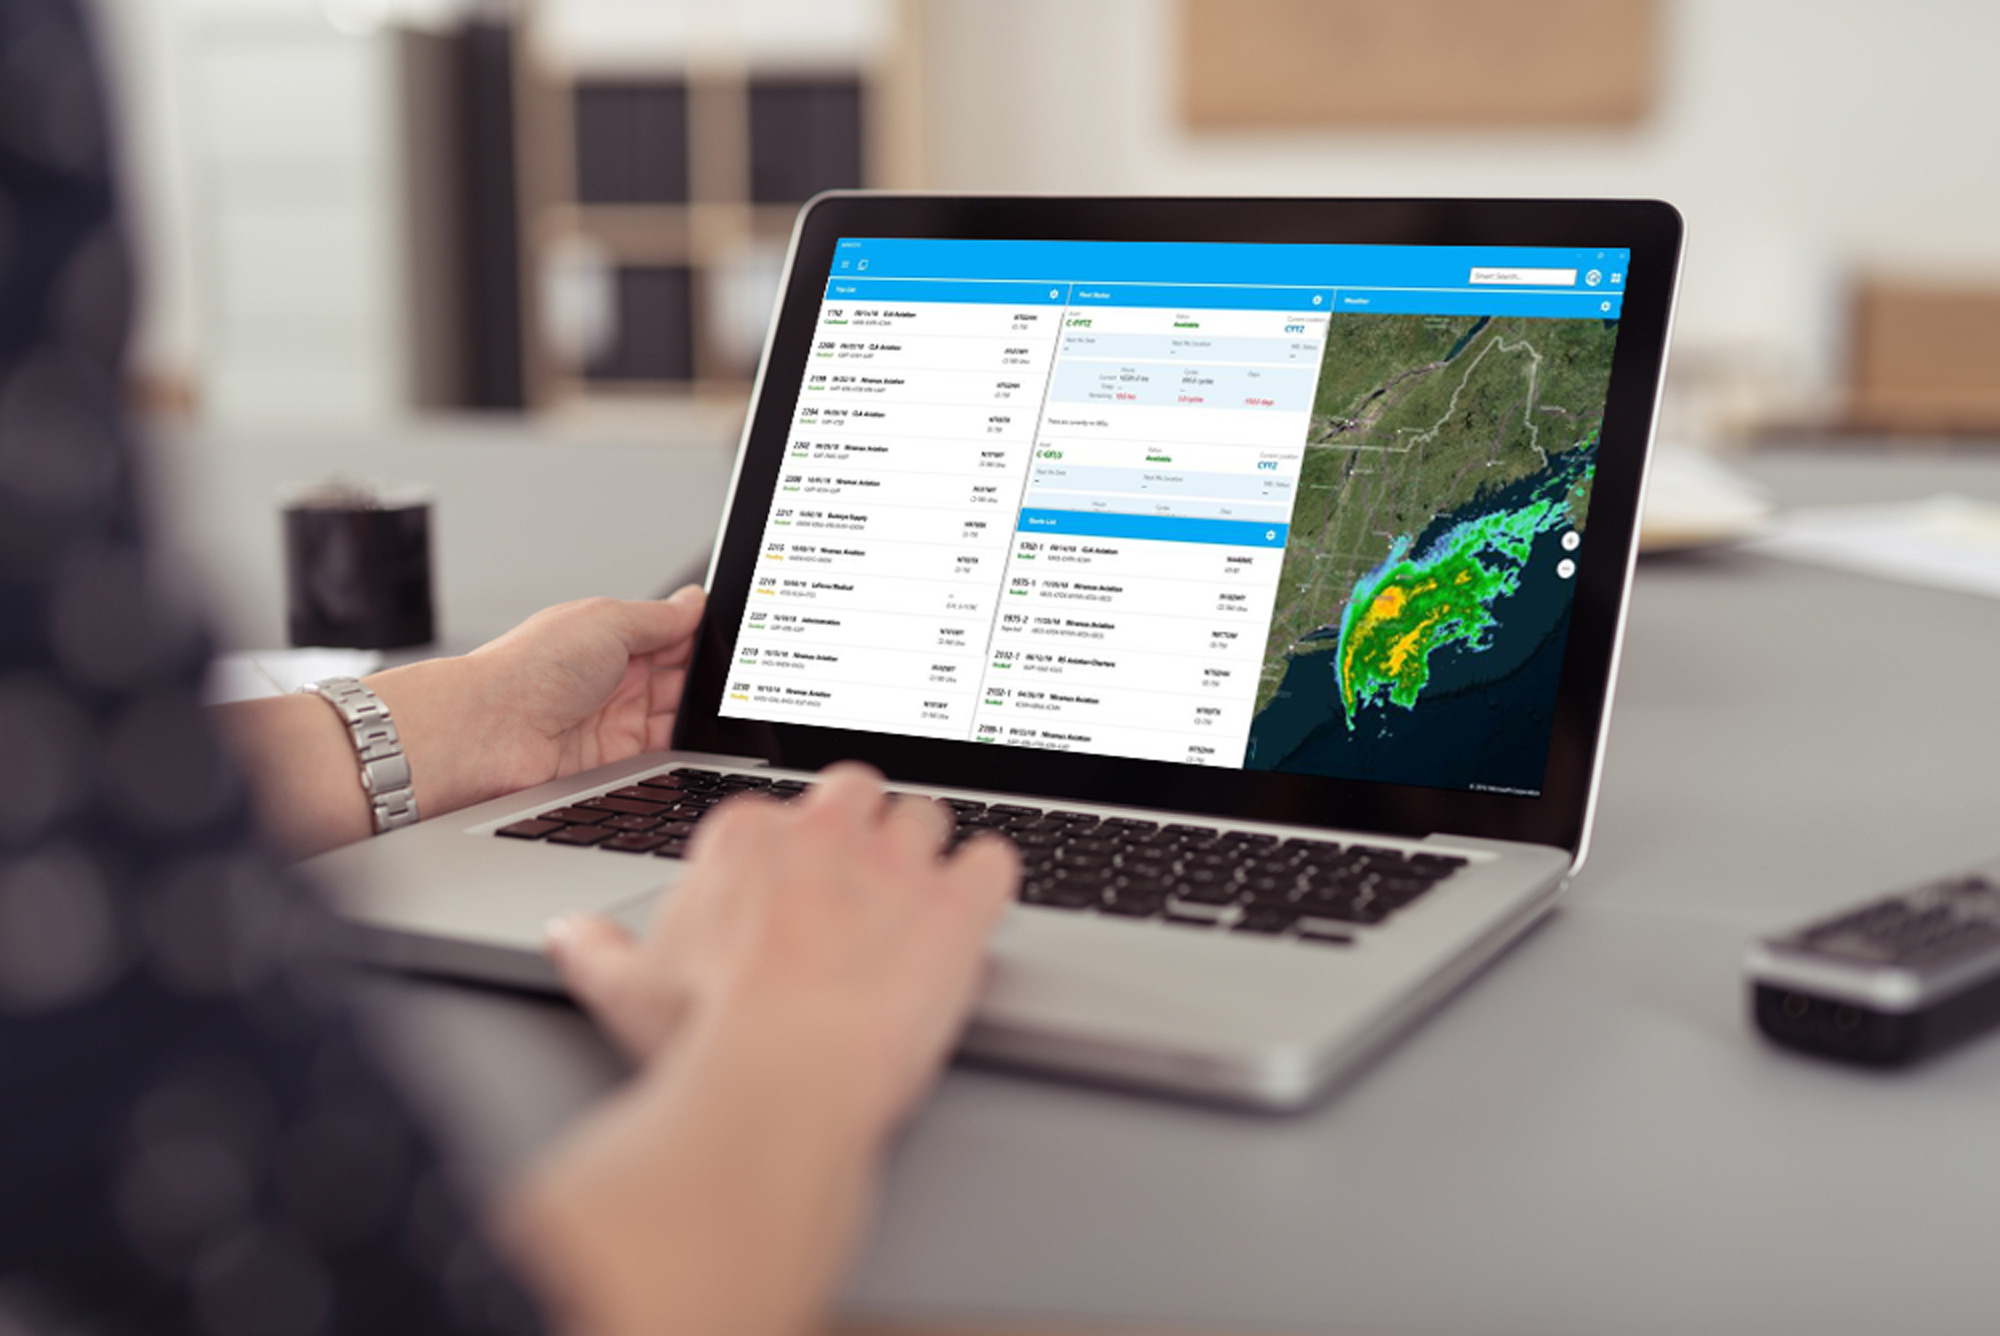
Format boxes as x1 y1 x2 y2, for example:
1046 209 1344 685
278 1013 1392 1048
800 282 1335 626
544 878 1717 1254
217 585 707 856
451 584 708 797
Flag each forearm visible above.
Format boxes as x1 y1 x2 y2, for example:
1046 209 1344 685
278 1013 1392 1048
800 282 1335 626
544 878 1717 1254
213 655 503 858
505 1017 884 1336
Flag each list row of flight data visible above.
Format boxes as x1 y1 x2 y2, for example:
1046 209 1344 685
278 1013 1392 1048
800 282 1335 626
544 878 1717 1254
1056 304 1330 341
791 398 1313 449
801 366 1055 410
748 552 1280 628
762 512 1289 577
724 671 1250 767
796 362 1318 416
774 465 1029 514
810 333 1059 374
974 718 1245 767
1047 360 1317 413
739 601 1270 662
817 299 1324 346
729 637 1263 704
817 302 1060 339
783 433 1301 480
1057 329 1327 366
725 646 1260 754
1025 460 1300 506
791 399 1037 444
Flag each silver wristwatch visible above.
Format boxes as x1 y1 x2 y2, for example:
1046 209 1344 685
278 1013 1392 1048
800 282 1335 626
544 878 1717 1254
299 676 421 834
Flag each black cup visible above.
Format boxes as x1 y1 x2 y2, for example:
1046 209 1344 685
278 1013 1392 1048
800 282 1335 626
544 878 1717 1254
283 483 435 649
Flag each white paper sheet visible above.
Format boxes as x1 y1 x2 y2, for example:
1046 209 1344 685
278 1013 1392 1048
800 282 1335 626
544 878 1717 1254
1637 448 1776 553
202 648 385 705
1744 493 2000 601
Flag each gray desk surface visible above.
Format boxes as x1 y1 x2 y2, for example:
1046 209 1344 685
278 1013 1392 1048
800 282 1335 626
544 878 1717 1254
305 443 2000 1336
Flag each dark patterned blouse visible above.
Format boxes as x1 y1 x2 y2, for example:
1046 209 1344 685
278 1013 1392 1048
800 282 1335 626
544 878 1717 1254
0 3 545 1331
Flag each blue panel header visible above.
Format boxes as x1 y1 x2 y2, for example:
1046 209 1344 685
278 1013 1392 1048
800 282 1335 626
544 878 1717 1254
1333 289 1624 319
833 237 1628 291
824 278 1068 305
1018 509 1290 548
1068 283 1333 311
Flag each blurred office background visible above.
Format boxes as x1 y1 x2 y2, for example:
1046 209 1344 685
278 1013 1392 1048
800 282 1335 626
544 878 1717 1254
70 0 2000 644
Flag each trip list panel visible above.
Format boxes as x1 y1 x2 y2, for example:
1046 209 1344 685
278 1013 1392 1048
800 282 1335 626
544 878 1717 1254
725 286 1062 738
721 266 1331 768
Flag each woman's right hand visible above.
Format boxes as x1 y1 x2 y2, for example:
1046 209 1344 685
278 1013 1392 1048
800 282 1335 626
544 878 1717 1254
508 767 1017 1336
545 762 1019 1143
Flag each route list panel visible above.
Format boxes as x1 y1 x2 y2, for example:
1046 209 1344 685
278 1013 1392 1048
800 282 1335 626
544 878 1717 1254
720 237 1628 771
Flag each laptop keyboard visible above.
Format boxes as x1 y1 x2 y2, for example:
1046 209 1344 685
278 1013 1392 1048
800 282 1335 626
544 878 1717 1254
495 767 1466 945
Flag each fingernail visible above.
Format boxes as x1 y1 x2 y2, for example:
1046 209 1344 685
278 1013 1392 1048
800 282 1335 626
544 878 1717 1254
543 915 577 951
669 583 703 605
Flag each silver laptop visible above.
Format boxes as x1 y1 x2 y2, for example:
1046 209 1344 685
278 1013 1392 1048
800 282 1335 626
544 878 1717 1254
307 195 1683 1110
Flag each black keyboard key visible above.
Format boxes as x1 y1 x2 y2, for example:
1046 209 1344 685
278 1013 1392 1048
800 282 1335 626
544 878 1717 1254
1101 894 1165 918
1239 873 1299 901
1223 831 1281 848
943 798 988 813
651 838 690 859
1100 817 1159 834
671 767 721 781
1232 905 1298 934
609 785 674 803
580 795 672 817
1172 880 1237 906
1296 924 1355 946
497 818 563 840
1118 857 1174 881
1309 899 1389 925
1163 909 1226 929
602 832 669 853
637 773 688 791
1047 810 1100 826
989 804 1041 817
540 806 608 825
603 813 665 831
546 824 614 847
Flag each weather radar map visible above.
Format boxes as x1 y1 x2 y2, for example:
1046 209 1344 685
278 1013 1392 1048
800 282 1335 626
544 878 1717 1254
1245 312 1619 794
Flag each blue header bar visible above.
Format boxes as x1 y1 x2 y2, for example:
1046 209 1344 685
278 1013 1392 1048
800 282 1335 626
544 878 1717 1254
1018 509 1289 548
1334 289 1623 319
825 278 1067 305
1068 283 1333 311
833 237 1628 292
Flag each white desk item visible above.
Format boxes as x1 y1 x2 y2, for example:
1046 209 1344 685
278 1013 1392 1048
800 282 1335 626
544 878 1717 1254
1747 492 2000 600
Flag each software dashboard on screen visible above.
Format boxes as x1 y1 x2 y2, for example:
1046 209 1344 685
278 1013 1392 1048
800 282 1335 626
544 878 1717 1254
720 237 1629 797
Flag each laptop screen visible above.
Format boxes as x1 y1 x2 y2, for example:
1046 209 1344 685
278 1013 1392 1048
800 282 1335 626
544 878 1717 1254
717 237 1628 799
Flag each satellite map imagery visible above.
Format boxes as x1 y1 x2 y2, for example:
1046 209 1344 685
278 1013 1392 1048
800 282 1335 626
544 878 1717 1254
1245 311 1619 794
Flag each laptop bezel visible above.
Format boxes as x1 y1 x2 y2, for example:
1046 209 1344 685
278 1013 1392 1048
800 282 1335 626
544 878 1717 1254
675 193 1683 856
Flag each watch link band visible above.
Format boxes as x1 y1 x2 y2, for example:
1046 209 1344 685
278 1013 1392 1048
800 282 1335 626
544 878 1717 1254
299 676 421 835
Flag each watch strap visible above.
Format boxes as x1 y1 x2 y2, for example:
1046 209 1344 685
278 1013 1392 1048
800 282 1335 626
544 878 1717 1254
300 676 421 835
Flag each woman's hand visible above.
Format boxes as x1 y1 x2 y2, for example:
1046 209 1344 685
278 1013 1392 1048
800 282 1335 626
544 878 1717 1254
443 584 708 798
546 763 1018 1133
215 586 706 857
507 767 1018 1336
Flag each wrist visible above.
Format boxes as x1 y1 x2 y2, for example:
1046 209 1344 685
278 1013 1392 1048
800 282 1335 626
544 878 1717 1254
364 654 509 819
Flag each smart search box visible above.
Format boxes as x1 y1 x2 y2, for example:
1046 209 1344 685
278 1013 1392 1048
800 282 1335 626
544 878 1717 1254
1468 267 1578 286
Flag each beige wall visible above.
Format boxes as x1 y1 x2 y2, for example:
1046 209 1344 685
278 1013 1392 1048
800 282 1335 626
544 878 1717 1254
914 0 2000 413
